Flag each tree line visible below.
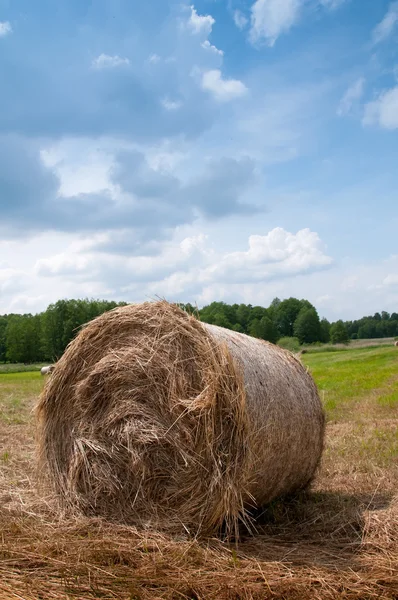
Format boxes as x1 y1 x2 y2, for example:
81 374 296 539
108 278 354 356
0 297 397 364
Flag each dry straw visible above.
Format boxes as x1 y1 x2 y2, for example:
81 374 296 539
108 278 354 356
37 301 325 537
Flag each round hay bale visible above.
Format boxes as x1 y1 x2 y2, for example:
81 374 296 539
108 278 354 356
40 365 55 376
37 301 324 536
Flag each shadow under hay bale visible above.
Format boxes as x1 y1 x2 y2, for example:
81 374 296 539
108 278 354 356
36 301 325 537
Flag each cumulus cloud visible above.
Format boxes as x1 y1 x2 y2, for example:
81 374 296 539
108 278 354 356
319 0 347 8
33 228 331 307
372 2 398 45
249 0 301 46
161 98 183 111
0 267 26 295
0 137 260 242
186 6 224 60
233 10 249 30
201 40 224 56
363 86 398 129
0 21 12 37
4 232 398 319
0 137 185 237
35 234 211 285
187 5 215 36
203 227 332 283
35 253 92 277
110 149 180 199
138 227 333 301
183 156 259 218
384 273 398 286
148 53 161 63
0 4 236 143
201 69 248 101
111 152 259 220
337 78 365 116
91 53 130 69
248 0 348 45
0 135 60 234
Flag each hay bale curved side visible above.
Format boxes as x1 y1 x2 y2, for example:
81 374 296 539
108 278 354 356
37 301 324 536
204 324 324 509
37 302 250 536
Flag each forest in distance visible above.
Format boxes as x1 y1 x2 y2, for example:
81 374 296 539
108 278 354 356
1 297 397 364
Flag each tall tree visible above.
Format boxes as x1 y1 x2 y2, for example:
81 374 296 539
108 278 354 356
320 318 331 343
293 308 322 344
260 316 279 344
275 298 314 337
0 316 8 362
330 320 349 344
236 304 252 330
5 314 42 363
248 316 278 343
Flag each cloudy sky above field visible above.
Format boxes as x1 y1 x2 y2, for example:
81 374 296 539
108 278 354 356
0 0 397 320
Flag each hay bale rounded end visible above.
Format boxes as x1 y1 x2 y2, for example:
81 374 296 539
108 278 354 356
36 301 325 537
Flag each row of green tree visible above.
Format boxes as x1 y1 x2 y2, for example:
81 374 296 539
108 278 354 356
0 300 127 364
0 297 397 364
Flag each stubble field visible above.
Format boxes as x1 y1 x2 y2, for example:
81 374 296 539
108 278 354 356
0 345 397 599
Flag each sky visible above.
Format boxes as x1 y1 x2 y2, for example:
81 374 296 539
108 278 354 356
0 0 397 321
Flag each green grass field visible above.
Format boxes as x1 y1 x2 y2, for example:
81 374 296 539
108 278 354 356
0 345 397 599
304 345 398 416
0 363 46 374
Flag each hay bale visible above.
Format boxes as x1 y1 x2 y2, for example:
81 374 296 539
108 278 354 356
37 301 324 537
40 365 55 376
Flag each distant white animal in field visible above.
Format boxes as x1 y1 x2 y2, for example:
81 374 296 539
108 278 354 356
395 341 398 347
41 365 55 375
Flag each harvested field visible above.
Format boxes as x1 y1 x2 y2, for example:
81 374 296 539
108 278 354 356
0 344 398 598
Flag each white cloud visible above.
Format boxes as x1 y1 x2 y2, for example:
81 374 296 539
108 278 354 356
187 5 215 36
337 78 365 116
41 140 115 197
148 53 161 63
0 267 25 295
248 0 348 45
249 0 301 46
363 86 398 129
0 21 12 37
9 294 47 312
201 69 248 102
33 228 330 291
233 10 249 30
319 0 347 8
384 273 398 286
2 226 398 321
35 234 211 284
161 98 183 111
203 227 332 283
201 40 224 56
139 228 332 302
316 294 331 305
35 253 92 277
372 2 398 45
91 54 130 69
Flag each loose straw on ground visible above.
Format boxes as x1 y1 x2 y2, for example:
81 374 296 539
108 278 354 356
37 301 324 537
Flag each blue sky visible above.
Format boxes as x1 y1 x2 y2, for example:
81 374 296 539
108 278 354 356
0 0 397 320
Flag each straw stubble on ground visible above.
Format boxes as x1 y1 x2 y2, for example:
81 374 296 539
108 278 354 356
0 324 397 598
